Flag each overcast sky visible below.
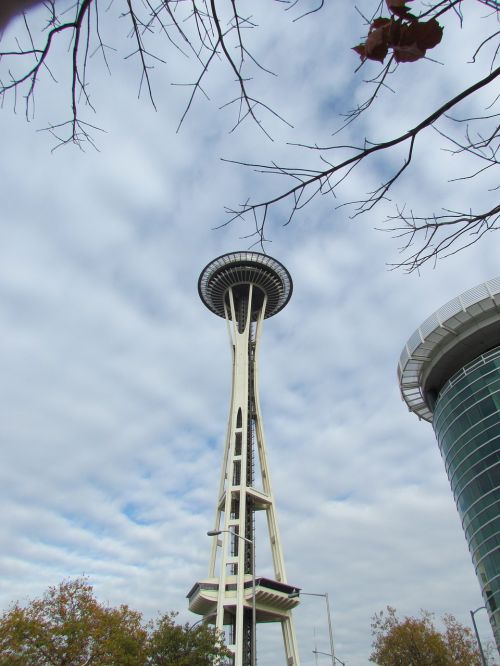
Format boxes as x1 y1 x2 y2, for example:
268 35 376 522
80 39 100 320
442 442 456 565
0 1 498 664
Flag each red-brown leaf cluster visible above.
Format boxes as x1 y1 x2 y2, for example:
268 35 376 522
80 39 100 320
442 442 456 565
353 0 443 64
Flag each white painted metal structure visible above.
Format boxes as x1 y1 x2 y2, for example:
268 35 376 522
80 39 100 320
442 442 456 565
187 252 301 666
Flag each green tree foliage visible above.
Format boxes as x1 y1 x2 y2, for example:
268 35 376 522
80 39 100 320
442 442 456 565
147 612 231 666
0 578 147 666
0 578 229 666
370 606 482 666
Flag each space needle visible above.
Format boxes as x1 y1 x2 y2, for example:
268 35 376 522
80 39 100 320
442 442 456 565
187 252 301 666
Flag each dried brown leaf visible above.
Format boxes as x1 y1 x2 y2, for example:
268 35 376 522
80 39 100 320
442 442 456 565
386 0 413 18
365 26 390 62
415 18 443 50
393 43 426 62
352 43 367 59
372 17 392 29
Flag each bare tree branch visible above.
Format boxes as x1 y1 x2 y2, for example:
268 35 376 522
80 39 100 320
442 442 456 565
0 0 294 147
386 204 500 272
1 0 499 271
223 66 499 256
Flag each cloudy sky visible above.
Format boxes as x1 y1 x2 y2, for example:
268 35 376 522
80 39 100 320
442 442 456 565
0 1 498 664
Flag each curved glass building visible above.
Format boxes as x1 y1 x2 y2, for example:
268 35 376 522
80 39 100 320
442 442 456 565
399 278 500 650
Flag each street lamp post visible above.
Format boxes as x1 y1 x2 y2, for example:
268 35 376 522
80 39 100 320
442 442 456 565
312 650 345 666
208 529 256 666
289 591 336 666
470 606 488 666
187 617 205 632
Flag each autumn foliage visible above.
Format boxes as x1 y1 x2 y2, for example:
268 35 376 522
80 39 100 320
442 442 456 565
370 606 482 666
0 579 230 666
353 0 443 63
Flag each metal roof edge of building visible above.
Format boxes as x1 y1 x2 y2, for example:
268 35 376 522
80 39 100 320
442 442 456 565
398 277 500 422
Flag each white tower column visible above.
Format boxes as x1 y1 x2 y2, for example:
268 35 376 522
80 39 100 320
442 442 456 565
188 252 301 666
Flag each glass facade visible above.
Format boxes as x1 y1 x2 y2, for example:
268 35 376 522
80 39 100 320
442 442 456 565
433 345 500 648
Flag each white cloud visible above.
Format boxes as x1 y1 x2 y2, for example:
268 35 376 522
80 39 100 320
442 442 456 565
0 1 497 664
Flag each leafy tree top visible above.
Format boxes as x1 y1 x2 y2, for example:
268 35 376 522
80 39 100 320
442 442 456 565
370 605 483 666
0 578 230 666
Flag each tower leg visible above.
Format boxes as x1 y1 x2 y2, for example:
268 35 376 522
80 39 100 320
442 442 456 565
281 614 301 666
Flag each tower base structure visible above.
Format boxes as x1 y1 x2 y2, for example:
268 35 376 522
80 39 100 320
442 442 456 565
399 277 500 651
189 253 301 666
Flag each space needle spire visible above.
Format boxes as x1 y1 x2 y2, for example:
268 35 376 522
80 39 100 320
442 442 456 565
187 252 301 666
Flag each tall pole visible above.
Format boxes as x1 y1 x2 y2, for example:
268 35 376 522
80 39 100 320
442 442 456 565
289 591 336 666
325 593 335 666
470 607 488 666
